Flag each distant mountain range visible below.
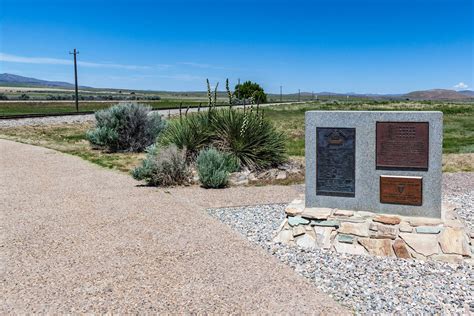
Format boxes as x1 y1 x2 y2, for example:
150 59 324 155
1 73 473 100
0 73 91 89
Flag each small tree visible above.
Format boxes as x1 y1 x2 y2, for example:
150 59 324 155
234 81 267 104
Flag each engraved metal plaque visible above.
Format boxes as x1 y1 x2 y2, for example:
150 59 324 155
316 128 355 197
380 175 422 206
376 122 429 170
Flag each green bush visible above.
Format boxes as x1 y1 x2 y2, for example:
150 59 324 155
158 111 212 159
234 80 267 103
87 103 166 152
196 148 231 188
210 109 286 170
131 144 190 186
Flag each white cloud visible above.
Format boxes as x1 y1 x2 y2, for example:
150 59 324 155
453 82 468 90
0 52 151 70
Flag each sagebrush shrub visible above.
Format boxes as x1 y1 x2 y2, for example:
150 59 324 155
87 103 166 152
196 148 231 188
131 144 190 186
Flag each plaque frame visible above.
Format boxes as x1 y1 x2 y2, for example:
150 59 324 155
316 127 356 198
379 175 423 206
376 121 429 171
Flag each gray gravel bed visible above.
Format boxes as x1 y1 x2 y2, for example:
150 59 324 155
208 176 474 314
0 114 95 128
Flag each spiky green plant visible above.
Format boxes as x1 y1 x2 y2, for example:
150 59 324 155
210 108 286 170
225 78 233 106
158 111 212 159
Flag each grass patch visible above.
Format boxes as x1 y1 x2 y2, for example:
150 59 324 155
265 101 474 157
0 100 472 174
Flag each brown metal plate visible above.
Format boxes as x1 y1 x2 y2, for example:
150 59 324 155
380 175 422 206
376 122 429 170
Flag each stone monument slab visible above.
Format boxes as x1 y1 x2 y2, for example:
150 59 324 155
305 111 442 218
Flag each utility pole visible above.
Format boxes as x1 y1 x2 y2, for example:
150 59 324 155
237 78 240 100
69 48 79 112
280 85 282 102
298 89 301 102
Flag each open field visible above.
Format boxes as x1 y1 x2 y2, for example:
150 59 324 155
1 101 472 174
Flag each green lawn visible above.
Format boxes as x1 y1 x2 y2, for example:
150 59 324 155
264 101 474 156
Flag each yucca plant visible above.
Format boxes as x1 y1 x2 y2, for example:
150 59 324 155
158 111 212 159
210 108 286 170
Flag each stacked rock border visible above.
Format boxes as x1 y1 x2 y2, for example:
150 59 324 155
274 196 473 265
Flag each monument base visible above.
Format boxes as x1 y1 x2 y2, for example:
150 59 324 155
274 196 473 265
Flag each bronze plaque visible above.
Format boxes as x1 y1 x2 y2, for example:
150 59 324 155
316 128 355 197
380 175 422 206
376 122 429 170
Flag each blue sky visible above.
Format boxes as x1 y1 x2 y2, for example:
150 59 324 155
0 0 472 93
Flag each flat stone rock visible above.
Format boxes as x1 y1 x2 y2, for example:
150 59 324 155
333 209 354 217
399 222 413 233
301 207 333 220
276 170 288 180
311 220 340 228
392 239 411 259
407 217 443 227
358 238 395 257
295 234 317 249
370 223 399 239
373 215 401 225
338 222 370 237
438 227 471 256
288 216 310 227
314 226 334 249
400 233 440 257
415 226 441 234
431 254 464 265
285 200 304 216
337 234 354 244
334 240 367 256
292 225 306 237
273 229 293 244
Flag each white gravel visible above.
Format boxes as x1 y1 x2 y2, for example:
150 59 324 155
208 173 474 314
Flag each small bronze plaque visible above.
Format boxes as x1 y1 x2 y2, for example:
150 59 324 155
380 175 422 206
316 128 355 197
376 122 429 170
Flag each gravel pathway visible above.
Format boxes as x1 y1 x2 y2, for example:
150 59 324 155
0 139 346 314
0 101 302 128
208 173 474 314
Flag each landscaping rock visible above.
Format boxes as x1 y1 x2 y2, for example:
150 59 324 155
311 220 340 228
285 200 304 216
392 239 411 259
273 229 293 244
295 234 317 249
370 223 398 239
407 217 443 227
415 226 441 234
334 240 367 255
373 215 401 225
438 227 471 257
400 233 440 257
301 207 332 220
337 234 354 244
431 254 464 265
333 209 354 217
359 238 395 257
276 170 288 180
292 225 306 237
288 216 310 226
314 226 333 249
399 222 413 233
339 222 370 237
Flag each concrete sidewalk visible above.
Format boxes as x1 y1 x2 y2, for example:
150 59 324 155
0 139 348 314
